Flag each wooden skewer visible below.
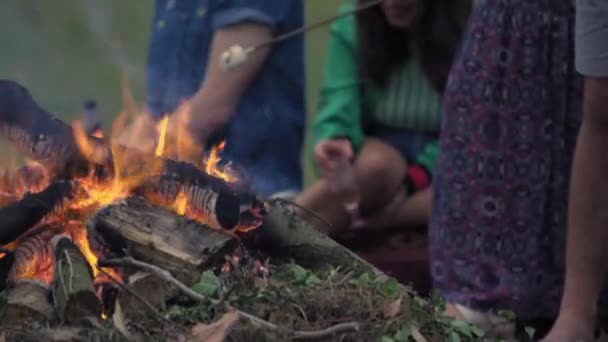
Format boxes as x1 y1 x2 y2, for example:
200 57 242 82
220 0 382 70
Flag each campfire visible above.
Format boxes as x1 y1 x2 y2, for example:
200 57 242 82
0 80 478 342
0 79 265 325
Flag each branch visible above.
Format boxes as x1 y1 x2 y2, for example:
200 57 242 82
96 267 174 327
99 256 210 303
99 256 360 340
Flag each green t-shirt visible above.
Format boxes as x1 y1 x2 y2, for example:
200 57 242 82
311 1 440 173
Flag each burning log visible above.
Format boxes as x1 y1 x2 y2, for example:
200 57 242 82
0 81 89 177
51 234 102 324
0 180 83 245
7 226 59 287
0 80 265 231
87 197 239 285
0 279 56 325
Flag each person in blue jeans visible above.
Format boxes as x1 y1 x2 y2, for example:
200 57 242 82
145 0 305 197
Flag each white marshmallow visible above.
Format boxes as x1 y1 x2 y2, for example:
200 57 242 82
220 45 249 71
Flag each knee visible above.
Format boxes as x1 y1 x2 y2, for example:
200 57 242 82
354 139 406 185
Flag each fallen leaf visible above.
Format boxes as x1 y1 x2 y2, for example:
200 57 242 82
191 270 221 297
113 301 138 341
189 310 240 342
411 326 428 342
47 327 81 341
383 296 402 319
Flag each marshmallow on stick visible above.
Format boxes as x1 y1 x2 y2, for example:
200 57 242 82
220 45 254 71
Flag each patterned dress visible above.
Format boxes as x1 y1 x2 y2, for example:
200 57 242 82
429 0 582 320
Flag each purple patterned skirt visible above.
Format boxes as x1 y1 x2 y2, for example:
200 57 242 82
429 0 582 320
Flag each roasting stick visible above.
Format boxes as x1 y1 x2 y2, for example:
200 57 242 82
220 0 383 70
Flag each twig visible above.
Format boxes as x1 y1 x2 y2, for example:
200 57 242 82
253 0 382 51
273 198 334 232
96 267 174 326
99 257 214 304
100 256 360 340
292 322 361 340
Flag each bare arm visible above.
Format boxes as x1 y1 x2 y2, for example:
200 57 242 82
187 21 273 135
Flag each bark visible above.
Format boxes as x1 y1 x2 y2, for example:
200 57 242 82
0 279 56 325
257 200 388 275
51 234 102 324
87 197 239 285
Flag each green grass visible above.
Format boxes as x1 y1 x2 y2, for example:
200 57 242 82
0 0 344 185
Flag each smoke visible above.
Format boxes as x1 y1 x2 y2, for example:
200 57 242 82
75 0 146 85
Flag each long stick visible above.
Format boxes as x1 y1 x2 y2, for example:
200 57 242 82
96 267 175 327
100 256 360 340
254 0 382 51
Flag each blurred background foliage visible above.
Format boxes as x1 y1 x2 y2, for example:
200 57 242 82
0 0 344 185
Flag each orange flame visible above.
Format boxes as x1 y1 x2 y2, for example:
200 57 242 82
205 141 237 183
155 115 169 157
3 91 256 292
173 191 188 216
68 221 121 283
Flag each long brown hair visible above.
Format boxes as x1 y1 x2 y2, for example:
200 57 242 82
356 0 472 92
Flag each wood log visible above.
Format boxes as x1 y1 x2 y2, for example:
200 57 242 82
256 200 388 275
0 181 83 245
0 80 266 230
87 197 239 285
51 234 102 324
0 164 50 206
0 279 56 325
7 226 59 287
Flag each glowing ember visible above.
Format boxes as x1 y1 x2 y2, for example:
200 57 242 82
173 191 188 216
92 128 104 139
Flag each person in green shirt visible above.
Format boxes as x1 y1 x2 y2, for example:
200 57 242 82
295 0 471 235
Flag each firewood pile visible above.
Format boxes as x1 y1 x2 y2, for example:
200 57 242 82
0 80 485 342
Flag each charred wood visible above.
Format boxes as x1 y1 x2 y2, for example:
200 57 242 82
6 227 60 287
51 234 102 324
0 181 82 245
0 251 14 292
87 197 239 285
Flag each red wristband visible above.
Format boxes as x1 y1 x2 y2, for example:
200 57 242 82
406 165 431 191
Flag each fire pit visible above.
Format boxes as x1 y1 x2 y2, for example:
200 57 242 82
0 80 482 341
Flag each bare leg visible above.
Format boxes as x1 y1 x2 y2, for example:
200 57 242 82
293 179 351 235
295 138 419 235
358 187 432 229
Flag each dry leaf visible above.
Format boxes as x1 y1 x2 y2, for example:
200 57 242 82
383 296 402 319
47 327 81 341
189 310 240 342
113 301 138 341
411 326 428 342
